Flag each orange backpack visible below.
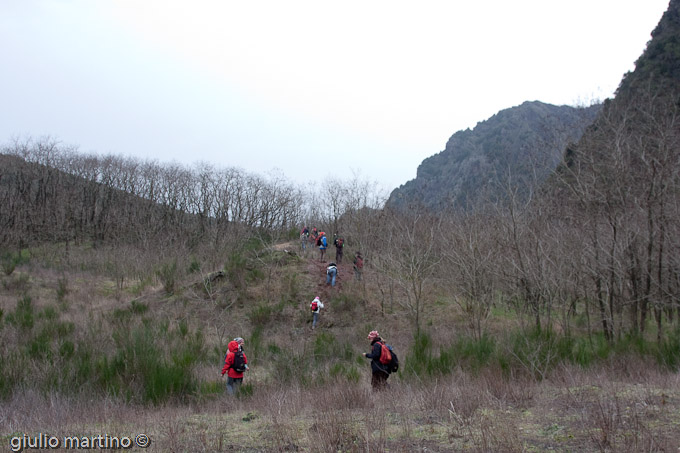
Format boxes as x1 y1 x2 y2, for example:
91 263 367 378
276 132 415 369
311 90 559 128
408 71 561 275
378 341 392 365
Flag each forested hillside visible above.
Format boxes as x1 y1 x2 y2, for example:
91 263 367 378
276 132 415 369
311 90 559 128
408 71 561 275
387 101 600 210
553 0 680 340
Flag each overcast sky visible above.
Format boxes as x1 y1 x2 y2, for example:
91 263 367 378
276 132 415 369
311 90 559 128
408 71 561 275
0 1 671 192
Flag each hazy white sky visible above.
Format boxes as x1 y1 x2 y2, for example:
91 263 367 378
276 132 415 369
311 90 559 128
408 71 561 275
0 0 670 191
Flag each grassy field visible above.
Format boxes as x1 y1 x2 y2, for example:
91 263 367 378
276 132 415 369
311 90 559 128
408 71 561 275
1 243 680 452
3 366 679 452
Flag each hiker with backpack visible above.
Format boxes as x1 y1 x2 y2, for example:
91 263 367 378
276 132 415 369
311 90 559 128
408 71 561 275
362 330 397 390
310 296 324 329
317 231 328 261
353 252 364 281
326 262 338 287
221 337 249 395
333 234 345 264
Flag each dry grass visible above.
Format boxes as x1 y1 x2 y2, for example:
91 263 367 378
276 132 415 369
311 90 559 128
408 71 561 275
2 368 679 452
2 246 680 452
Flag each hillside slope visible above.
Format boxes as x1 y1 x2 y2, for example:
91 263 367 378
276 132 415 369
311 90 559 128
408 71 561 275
387 101 600 210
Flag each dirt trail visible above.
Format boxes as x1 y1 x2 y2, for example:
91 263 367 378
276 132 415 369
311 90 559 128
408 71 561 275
275 239 354 301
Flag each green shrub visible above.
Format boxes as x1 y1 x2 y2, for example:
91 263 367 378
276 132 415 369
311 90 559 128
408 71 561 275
112 307 132 323
27 332 51 359
402 331 433 376
271 351 311 386
2 273 30 292
56 276 69 301
0 353 21 400
129 276 152 296
225 252 247 289
177 319 189 337
313 331 337 360
40 305 58 321
247 267 264 283
199 380 223 396
157 259 178 295
8 295 35 330
130 300 148 315
59 340 75 359
280 271 300 304
344 366 361 383
249 327 264 365
94 322 204 404
244 236 266 252
237 382 254 398
656 327 680 371
329 363 361 383
187 256 201 274
331 292 360 314
0 251 25 276
248 303 274 327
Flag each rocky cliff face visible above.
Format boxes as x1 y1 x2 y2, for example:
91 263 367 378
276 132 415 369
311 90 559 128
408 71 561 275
387 101 600 210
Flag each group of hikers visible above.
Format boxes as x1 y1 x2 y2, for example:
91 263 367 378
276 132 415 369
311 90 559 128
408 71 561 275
221 226 395 392
221 329 398 392
299 226 345 263
299 226 364 284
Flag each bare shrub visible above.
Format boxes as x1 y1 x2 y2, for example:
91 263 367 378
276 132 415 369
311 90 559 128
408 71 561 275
248 384 306 419
473 414 524 453
2 273 30 292
480 366 536 409
262 415 302 452
308 409 365 453
316 380 372 411
361 408 388 452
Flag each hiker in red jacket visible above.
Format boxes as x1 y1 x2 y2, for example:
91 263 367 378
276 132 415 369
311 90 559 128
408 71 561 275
221 337 249 395
362 330 390 390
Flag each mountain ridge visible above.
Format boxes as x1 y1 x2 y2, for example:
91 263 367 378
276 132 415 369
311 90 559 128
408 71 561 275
387 100 600 210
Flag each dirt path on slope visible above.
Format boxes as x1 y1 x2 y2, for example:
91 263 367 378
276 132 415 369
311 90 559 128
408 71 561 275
274 240 354 301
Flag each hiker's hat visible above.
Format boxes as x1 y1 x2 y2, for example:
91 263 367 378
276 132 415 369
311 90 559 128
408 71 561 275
234 337 244 345
367 330 379 340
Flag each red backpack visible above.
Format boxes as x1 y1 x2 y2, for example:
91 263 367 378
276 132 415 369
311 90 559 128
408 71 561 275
377 341 392 365
311 300 318 311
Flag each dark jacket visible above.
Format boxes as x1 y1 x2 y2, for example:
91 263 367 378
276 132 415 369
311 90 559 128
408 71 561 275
366 338 389 374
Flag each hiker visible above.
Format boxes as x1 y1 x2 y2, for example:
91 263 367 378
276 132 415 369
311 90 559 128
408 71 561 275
353 252 364 281
317 231 328 261
362 330 390 390
300 227 309 253
326 262 338 287
333 234 345 264
310 296 324 329
221 337 249 395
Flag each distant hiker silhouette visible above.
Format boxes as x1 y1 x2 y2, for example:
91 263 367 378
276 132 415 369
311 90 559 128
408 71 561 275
333 233 345 264
353 252 364 281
